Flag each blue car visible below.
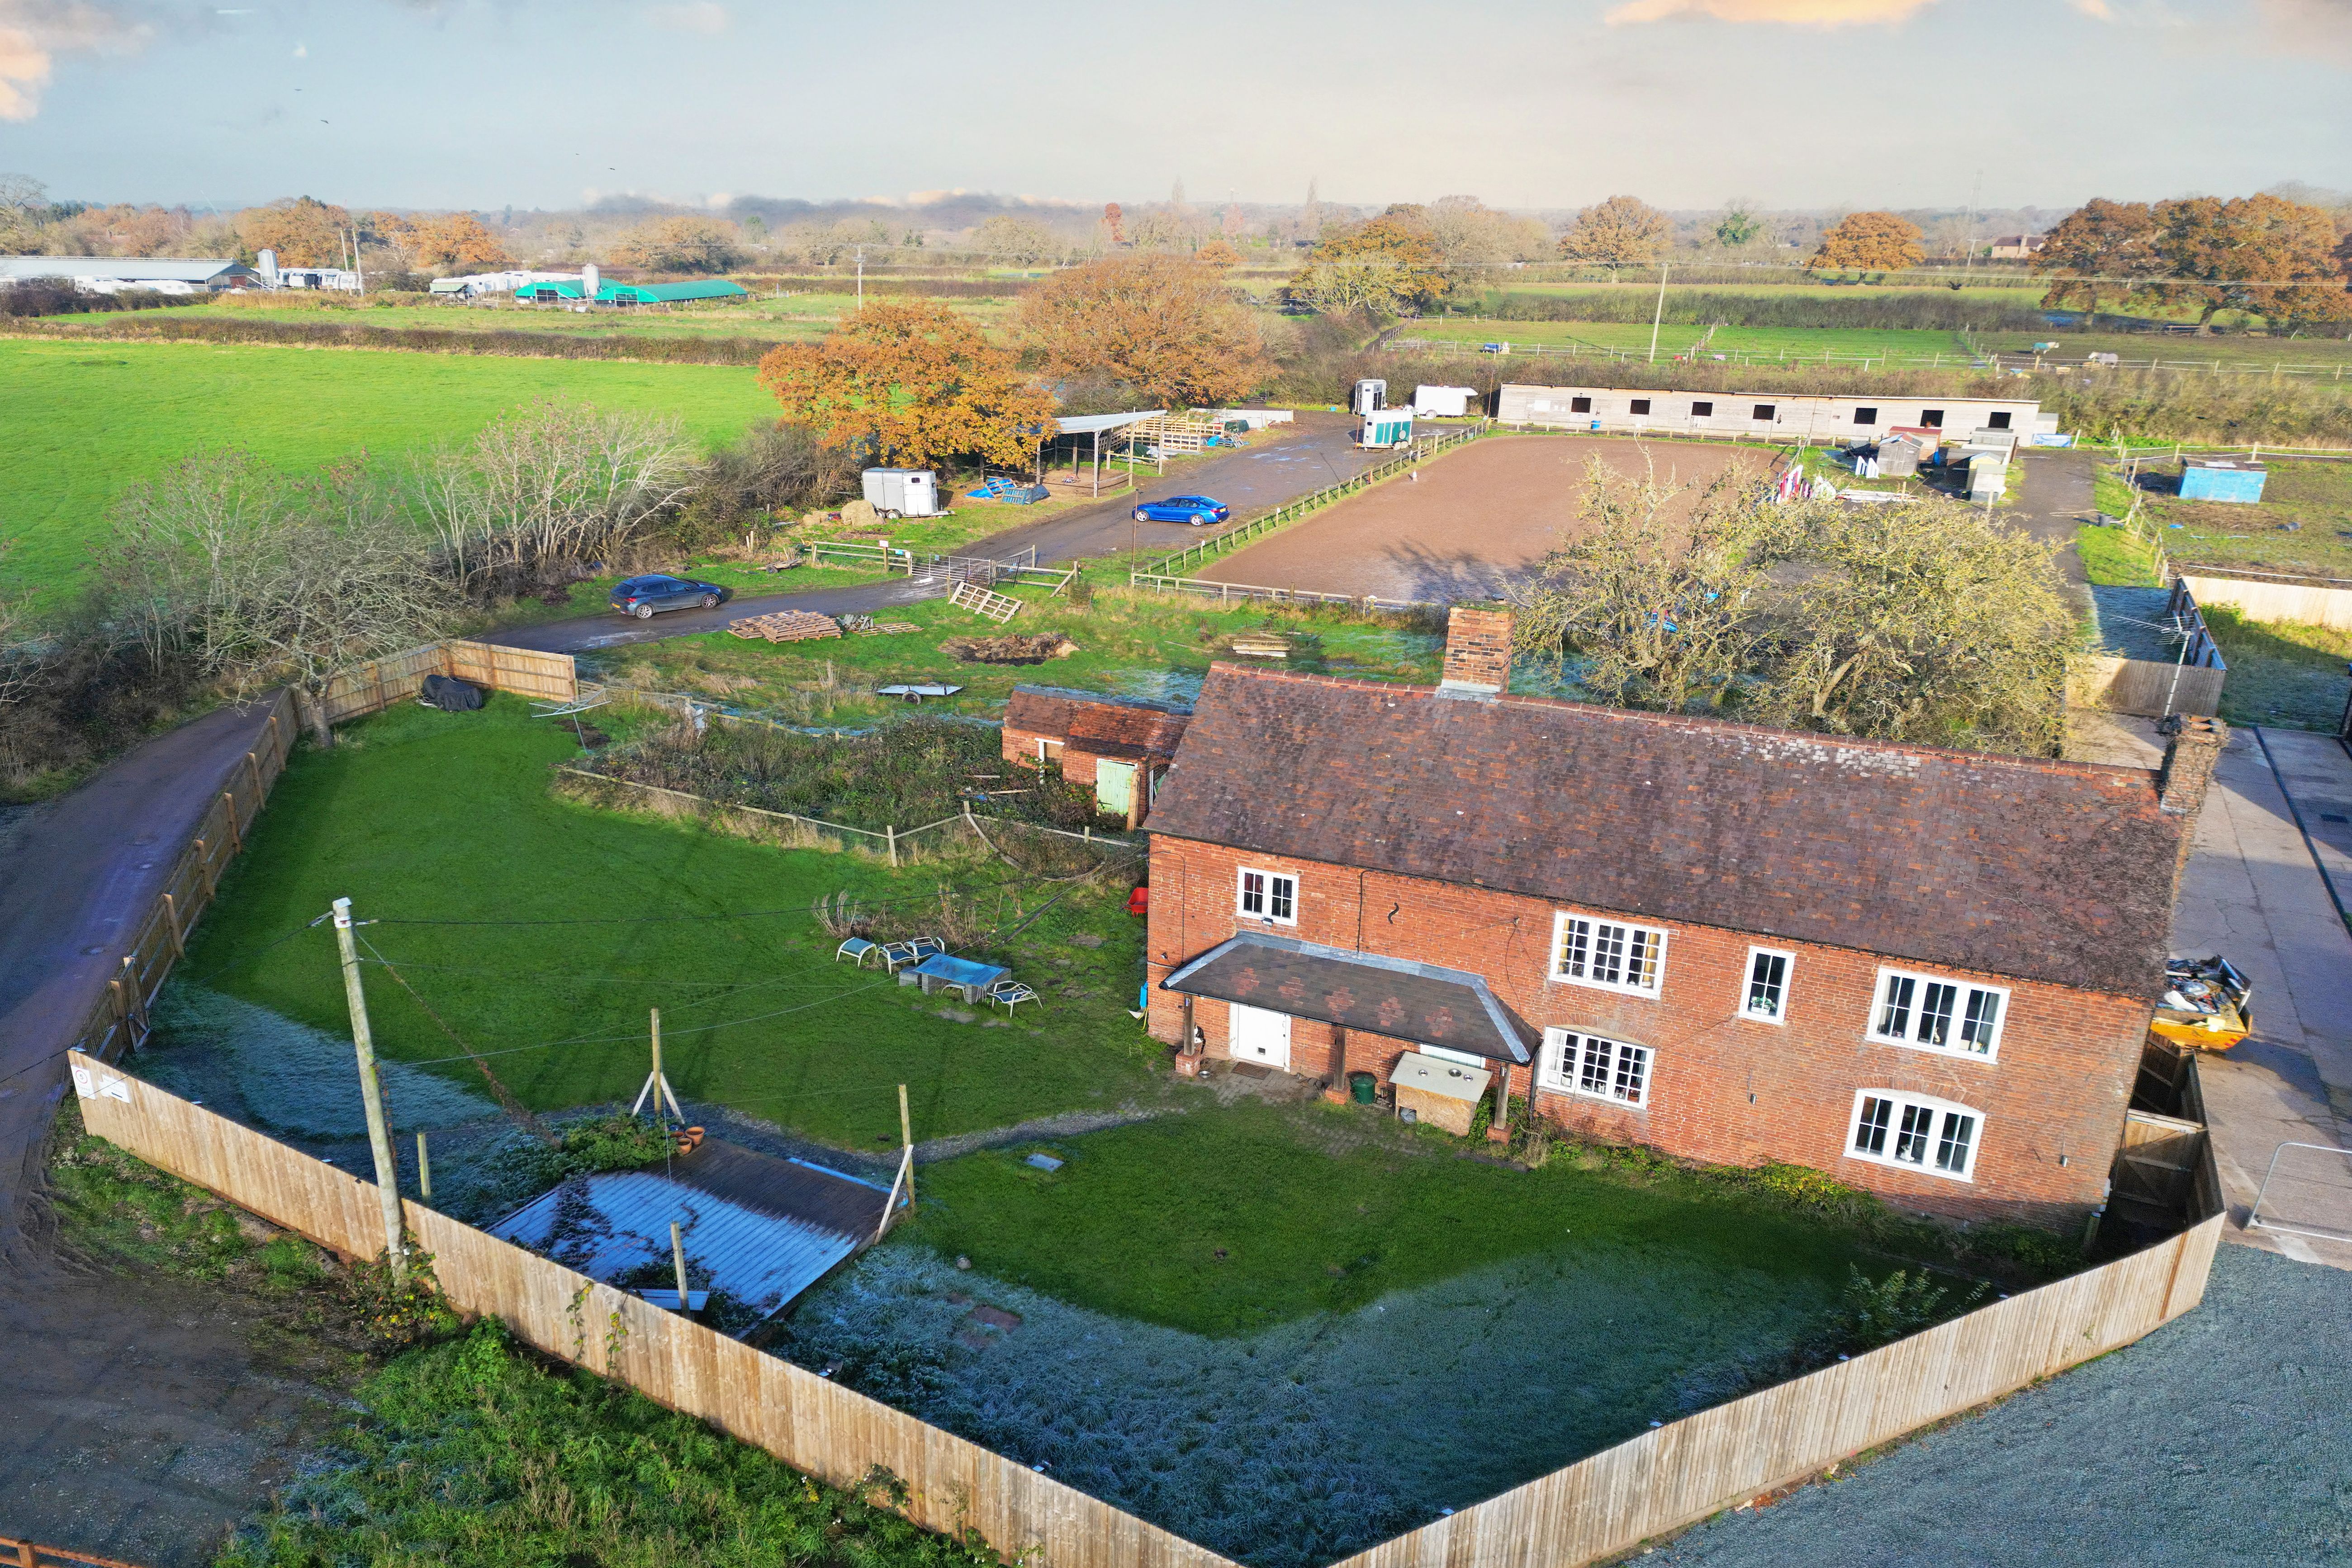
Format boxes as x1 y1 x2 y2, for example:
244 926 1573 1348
1131 494 1230 527
610 573 732 619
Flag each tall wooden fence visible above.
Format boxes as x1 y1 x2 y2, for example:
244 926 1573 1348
69 692 297 1062
318 639 577 725
68 1057 1233 1568
2178 567 2352 633
70 1052 2223 1568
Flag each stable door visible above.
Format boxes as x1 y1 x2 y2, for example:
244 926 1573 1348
1229 1004 1292 1071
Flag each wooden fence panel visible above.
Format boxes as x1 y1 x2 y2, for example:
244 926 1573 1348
71 693 296 1061
2179 572 2352 632
69 1059 1238 1568
1328 1213 2219 1568
320 640 577 725
69 1054 2221 1568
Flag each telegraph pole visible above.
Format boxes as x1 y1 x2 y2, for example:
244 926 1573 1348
1647 261 1670 364
332 897 407 1281
854 245 864 309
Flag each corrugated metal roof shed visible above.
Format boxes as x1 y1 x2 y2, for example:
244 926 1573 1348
488 1139 896 1324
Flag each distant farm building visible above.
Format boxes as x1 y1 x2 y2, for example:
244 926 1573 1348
0 256 261 294
517 277 750 306
1498 384 2054 444
1984 235 2048 260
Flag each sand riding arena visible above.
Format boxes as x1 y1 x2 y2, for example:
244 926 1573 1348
1197 435 1777 605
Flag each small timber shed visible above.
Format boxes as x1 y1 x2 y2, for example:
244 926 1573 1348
1002 685 1191 826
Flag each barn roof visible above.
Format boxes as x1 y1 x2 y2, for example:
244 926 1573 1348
1146 665 2185 999
1005 685 1191 761
0 256 254 283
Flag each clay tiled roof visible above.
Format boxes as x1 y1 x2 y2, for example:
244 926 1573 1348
1005 686 1190 762
1147 666 2186 999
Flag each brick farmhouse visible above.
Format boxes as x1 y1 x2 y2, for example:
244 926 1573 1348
1142 609 2221 1228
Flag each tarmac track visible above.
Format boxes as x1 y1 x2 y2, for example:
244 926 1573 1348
489 412 1386 657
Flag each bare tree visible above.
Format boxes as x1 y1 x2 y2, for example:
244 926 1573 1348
109 452 455 745
414 401 698 598
1509 457 1764 713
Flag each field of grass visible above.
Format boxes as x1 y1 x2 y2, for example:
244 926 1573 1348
0 339 780 593
2140 458 2352 576
894 1100 1893 1337
2203 606 2352 732
587 582 1444 727
1983 331 2352 371
179 697 1167 1150
2075 521 2164 587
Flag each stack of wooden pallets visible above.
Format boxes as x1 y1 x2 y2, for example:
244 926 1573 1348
728 611 844 643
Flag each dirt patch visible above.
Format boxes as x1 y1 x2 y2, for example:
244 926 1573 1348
1204 436 1769 603
942 633 1079 664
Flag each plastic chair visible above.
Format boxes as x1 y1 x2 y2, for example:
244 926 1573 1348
905 936 947 962
879 941 921 973
988 980 1040 1013
836 937 880 966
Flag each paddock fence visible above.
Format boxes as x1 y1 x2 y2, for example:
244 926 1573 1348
1135 426 1487 583
70 1046 2222 1568
0 1539 148 1568
317 639 578 726
65 1058 1237 1568
67 691 297 1064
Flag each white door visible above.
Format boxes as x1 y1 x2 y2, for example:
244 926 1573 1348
1229 1004 1291 1071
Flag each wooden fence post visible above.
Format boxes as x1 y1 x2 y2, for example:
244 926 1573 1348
161 891 185 959
221 791 242 853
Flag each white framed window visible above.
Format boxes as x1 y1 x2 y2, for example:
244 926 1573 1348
1538 1029 1652 1108
1868 967 2008 1059
1551 911 1667 996
1741 947 1792 1024
1848 1090 1982 1182
1236 866 1297 925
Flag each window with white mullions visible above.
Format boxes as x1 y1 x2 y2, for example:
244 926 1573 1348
1236 866 1297 925
1849 1090 1982 1181
1540 1028 1651 1108
1742 947 1792 1023
1868 966 2006 1059
1551 911 1668 996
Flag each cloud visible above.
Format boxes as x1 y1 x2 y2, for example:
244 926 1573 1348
645 2 727 33
1604 0 1939 23
2255 0 2352 54
0 1 151 119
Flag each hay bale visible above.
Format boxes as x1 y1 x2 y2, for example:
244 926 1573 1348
839 498 882 530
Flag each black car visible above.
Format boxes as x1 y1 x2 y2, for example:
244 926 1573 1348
610 574 732 619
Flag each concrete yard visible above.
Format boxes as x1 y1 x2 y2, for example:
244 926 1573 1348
2170 726 2352 1265
1199 435 1769 604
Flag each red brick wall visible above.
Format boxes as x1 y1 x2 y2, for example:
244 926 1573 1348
1146 836 2151 1229
1002 729 1098 786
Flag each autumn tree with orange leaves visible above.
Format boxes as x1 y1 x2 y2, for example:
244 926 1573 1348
398 212 514 272
1807 211 1925 274
1020 254 1270 407
239 196 351 266
757 300 1053 471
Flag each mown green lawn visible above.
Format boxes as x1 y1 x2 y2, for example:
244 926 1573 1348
180 697 1167 1149
0 339 779 593
893 1100 1888 1337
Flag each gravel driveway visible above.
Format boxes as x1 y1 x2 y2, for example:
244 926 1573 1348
1647 1243 2352 1567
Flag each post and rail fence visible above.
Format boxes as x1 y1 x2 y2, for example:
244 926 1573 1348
68 1044 2221 1568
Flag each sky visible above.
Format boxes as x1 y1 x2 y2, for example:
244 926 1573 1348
1 0 2348 213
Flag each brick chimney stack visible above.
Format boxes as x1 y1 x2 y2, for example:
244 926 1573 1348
2157 716 2226 819
2157 715 2227 890
1439 607 1514 696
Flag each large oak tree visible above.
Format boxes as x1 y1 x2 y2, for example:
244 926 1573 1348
757 300 1054 470
1018 254 1270 408
1557 195 1672 273
1807 211 1925 274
